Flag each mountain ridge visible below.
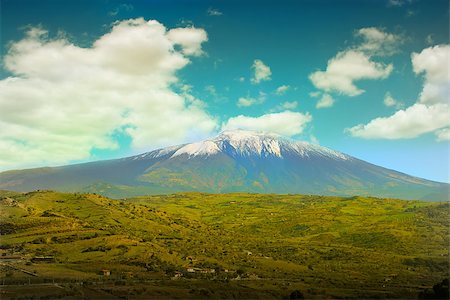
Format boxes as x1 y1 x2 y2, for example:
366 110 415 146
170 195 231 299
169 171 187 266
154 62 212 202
0 130 448 201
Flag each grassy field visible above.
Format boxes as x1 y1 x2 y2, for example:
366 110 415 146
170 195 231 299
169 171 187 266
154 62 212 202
0 190 448 299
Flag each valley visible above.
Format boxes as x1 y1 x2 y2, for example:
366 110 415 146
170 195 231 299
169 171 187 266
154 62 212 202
0 190 448 299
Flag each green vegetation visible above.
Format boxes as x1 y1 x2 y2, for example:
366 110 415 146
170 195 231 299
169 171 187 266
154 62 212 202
0 190 448 299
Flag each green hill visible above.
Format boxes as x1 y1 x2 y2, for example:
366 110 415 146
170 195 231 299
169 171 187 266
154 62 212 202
0 190 448 299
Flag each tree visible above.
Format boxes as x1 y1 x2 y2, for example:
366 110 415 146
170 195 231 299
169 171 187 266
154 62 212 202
419 278 449 299
289 290 304 300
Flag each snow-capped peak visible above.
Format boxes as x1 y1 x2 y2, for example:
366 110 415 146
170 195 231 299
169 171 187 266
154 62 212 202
170 129 349 161
213 130 282 157
171 140 220 157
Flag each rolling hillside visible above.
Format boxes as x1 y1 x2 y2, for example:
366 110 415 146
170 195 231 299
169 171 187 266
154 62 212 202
0 190 448 299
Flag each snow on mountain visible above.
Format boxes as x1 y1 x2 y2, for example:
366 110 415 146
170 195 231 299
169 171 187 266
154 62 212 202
127 145 183 160
172 140 221 157
170 129 349 160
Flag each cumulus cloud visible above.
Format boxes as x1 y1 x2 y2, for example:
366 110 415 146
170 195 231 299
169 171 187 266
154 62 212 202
108 3 133 16
316 94 335 109
310 50 392 96
207 8 223 16
222 111 312 137
310 27 400 97
167 27 208 56
347 103 450 139
426 34 434 45
236 92 266 107
383 92 403 108
237 97 258 107
280 101 298 109
435 128 450 141
251 59 271 84
412 45 450 105
0 18 216 170
275 85 290 95
270 101 299 112
348 45 450 140
309 91 321 98
383 92 396 107
355 27 402 56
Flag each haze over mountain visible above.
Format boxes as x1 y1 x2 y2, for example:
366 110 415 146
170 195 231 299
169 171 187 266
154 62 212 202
0 130 448 200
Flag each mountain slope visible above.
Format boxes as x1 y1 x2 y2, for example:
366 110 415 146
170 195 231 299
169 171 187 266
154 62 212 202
0 130 448 200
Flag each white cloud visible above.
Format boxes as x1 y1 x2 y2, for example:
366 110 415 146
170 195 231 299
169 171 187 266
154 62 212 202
412 45 450 105
207 8 223 16
383 92 396 107
280 101 298 110
167 27 208 56
309 50 393 96
275 85 290 95
204 85 216 95
310 134 319 145
309 27 399 98
355 27 402 56
204 85 227 103
316 94 335 109
347 103 450 139
435 128 450 142
0 18 216 170
435 128 450 141
309 91 321 98
222 111 312 137
425 34 434 45
270 101 298 112
237 92 266 107
237 97 258 107
251 59 271 84
109 3 134 16
383 92 403 108
347 45 450 140
179 84 193 93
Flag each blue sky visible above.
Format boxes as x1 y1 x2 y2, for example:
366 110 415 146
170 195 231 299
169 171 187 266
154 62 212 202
1 0 449 182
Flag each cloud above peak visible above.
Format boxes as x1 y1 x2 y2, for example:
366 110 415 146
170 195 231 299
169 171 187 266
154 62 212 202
222 111 312 137
310 50 392 96
0 18 215 170
309 27 399 98
348 45 450 140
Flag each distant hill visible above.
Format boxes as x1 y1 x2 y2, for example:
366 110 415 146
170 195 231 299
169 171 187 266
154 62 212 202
0 130 448 200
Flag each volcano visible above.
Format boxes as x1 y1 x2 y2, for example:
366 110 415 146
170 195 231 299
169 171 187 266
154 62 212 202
0 130 448 200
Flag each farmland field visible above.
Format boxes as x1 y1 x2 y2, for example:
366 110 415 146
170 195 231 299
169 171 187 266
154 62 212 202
0 190 448 299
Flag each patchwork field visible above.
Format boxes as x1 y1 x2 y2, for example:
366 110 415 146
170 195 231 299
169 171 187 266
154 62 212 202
0 190 448 299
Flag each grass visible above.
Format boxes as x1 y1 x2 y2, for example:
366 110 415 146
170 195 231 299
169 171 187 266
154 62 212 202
0 190 448 299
